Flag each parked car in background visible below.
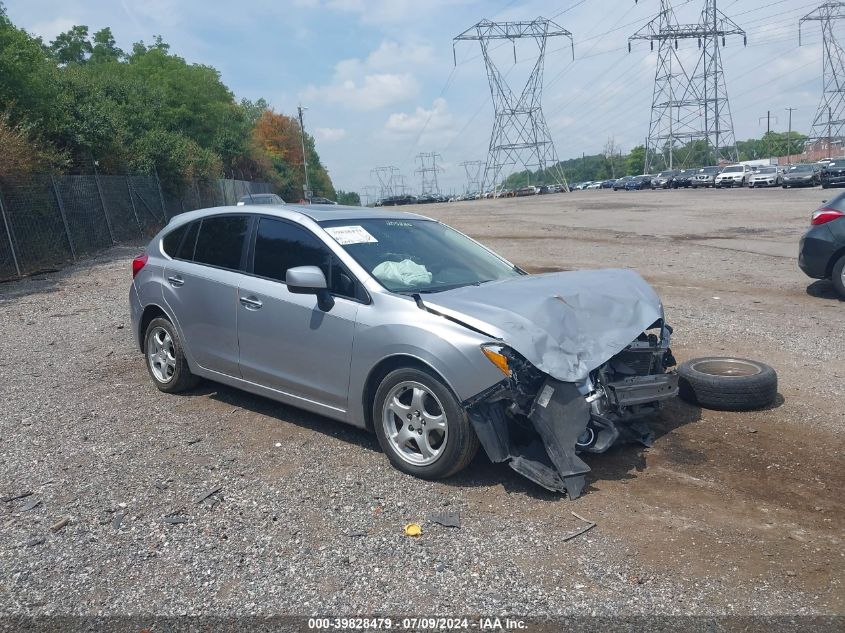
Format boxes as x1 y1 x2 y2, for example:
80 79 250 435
783 164 821 188
691 166 721 188
586 181 602 189
672 169 699 188
601 179 617 189
309 196 338 205
820 159 845 188
612 176 634 191
130 204 679 498
624 175 654 191
799 193 845 298
652 170 680 189
237 193 285 206
748 166 783 188
516 186 538 197
715 164 753 188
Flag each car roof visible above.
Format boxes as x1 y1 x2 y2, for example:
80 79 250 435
166 203 432 227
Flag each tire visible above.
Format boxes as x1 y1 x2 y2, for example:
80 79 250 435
373 367 479 480
832 253 845 299
143 317 200 393
677 357 777 411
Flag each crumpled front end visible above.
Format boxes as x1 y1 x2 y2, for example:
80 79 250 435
464 320 678 498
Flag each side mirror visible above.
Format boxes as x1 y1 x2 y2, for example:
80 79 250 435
286 265 334 311
286 265 327 291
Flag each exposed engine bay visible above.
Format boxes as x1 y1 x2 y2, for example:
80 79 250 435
464 320 678 498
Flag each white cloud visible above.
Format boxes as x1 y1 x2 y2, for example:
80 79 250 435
301 39 431 111
314 127 347 142
28 17 78 41
384 97 454 145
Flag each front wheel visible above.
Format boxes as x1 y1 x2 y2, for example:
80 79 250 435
373 367 479 480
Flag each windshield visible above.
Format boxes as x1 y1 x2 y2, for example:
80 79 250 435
789 165 813 172
757 167 777 174
239 194 281 204
319 218 522 293
722 166 742 173
828 161 845 168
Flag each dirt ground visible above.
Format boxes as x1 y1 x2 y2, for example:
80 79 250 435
0 187 842 620
425 187 845 602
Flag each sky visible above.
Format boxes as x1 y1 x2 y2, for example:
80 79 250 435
4 0 835 197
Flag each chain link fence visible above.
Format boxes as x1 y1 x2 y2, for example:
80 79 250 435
0 175 271 281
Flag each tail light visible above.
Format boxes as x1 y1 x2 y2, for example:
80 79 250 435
132 253 148 278
811 208 845 226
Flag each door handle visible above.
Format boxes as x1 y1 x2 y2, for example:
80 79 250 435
239 296 263 310
167 275 184 287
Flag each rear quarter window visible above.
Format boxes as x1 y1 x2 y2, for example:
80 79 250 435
162 224 189 257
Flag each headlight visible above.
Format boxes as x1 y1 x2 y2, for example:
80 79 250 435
481 344 511 376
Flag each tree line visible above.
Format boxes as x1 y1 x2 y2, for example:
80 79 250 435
0 3 359 204
502 130 809 190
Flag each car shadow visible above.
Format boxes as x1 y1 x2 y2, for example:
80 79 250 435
186 380 706 501
806 279 844 302
192 381 382 454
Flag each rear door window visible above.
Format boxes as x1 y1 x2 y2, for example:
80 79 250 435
193 215 250 271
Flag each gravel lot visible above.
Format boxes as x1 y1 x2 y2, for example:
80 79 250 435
0 188 842 622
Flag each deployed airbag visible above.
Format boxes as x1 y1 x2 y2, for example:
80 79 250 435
373 259 432 288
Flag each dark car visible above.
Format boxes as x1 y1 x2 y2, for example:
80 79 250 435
799 193 845 298
624 175 654 191
652 170 680 189
820 159 845 188
236 193 285 206
601 179 617 189
309 196 338 205
612 176 634 191
672 169 699 188
782 164 820 188
691 166 721 188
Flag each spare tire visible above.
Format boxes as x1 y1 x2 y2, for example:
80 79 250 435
677 357 777 411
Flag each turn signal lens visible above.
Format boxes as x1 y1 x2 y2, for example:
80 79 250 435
481 345 511 376
811 208 844 226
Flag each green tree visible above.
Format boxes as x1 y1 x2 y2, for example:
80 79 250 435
336 190 360 205
49 25 93 64
89 27 123 64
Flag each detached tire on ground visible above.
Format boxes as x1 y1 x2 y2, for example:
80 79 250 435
677 357 778 411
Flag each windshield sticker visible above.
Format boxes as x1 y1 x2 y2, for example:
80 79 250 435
325 225 378 245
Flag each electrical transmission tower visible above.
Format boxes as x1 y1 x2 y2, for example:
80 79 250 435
800 3 845 154
454 18 573 194
459 160 483 194
631 0 745 170
371 166 398 200
415 152 443 196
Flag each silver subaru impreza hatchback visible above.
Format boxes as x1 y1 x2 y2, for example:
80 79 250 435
130 204 678 497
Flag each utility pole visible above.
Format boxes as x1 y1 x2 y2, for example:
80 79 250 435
786 107 797 164
297 105 311 201
759 111 778 159
829 106 834 159
459 160 483 194
454 18 574 194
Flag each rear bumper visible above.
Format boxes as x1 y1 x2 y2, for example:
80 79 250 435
799 225 838 279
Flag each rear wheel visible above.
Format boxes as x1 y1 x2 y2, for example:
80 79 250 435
832 253 845 299
373 367 478 480
144 317 199 393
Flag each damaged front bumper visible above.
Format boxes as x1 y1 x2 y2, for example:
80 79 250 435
464 322 678 498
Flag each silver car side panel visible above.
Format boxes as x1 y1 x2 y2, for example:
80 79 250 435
162 258 242 378
236 275 359 411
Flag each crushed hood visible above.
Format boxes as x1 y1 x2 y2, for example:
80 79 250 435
423 268 664 383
